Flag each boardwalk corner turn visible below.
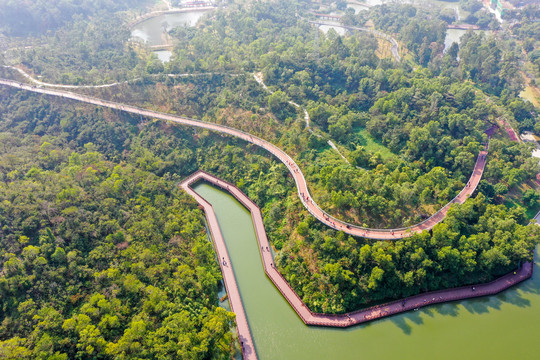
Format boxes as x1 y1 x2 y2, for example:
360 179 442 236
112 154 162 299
180 172 257 360
181 170 534 332
0 78 490 240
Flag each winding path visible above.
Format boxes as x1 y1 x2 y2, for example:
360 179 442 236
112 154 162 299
253 72 352 165
182 170 533 330
0 78 487 239
2 65 240 89
253 72 310 128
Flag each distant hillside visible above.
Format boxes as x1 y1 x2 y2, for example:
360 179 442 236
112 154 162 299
0 0 149 36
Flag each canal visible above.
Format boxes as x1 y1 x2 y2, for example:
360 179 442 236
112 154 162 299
193 182 540 360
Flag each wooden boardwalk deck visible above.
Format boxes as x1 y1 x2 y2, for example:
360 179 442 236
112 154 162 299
0 79 532 358
0 78 490 240
181 174 257 360
182 171 533 333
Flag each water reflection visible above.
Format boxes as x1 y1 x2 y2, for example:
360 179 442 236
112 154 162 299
319 23 348 36
154 50 173 63
194 182 540 360
131 10 208 62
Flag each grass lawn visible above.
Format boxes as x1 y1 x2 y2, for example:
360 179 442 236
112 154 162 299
520 85 540 108
356 128 398 160
504 181 540 220
504 197 539 220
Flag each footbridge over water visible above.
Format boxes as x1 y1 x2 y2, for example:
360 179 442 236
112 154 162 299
183 170 534 329
149 44 174 51
312 13 342 21
447 24 481 30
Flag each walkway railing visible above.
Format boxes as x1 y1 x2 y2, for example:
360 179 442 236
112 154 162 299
180 172 257 360
1 65 241 89
0 78 488 240
183 170 534 329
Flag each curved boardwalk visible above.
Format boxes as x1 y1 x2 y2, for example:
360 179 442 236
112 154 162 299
182 170 533 329
1 65 239 89
181 174 257 360
0 78 487 239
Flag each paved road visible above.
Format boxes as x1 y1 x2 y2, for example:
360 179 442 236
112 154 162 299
0 78 487 239
534 210 540 225
183 170 533 329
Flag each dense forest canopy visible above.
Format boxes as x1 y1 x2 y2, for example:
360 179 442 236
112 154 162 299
0 0 539 357
0 0 149 36
0 89 239 359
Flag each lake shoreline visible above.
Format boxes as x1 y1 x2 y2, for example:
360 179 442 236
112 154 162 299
127 6 216 28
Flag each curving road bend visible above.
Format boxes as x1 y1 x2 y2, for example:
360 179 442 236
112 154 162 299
0 78 487 239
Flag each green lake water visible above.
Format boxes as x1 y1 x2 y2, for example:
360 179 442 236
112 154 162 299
131 10 208 63
131 11 207 46
193 183 540 360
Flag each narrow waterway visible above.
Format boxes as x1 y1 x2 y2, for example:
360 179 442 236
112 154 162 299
444 28 468 51
319 23 348 36
193 182 540 360
443 28 485 53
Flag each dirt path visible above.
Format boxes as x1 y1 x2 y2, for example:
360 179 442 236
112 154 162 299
254 71 352 166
